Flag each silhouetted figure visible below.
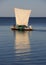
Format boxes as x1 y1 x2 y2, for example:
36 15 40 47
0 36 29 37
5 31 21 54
13 24 15 28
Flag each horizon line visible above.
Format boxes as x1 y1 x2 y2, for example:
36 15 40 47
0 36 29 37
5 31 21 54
0 17 46 18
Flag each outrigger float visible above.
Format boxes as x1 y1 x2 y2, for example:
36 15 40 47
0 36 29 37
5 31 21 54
11 25 32 31
11 8 32 31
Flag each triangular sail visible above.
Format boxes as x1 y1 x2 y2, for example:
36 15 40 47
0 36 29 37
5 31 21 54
14 8 32 26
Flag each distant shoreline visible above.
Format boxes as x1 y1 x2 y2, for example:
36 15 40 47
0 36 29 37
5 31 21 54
0 17 46 18
0 17 46 20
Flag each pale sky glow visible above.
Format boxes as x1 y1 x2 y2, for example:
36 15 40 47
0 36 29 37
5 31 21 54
0 0 46 17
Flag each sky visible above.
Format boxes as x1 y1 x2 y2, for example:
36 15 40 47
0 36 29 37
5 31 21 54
0 0 46 17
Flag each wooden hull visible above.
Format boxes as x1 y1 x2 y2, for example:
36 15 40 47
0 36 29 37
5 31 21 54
11 27 32 31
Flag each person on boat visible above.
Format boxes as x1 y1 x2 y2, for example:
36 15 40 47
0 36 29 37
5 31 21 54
13 24 15 28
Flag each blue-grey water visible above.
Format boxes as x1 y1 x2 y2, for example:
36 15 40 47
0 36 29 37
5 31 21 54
0 17 46 65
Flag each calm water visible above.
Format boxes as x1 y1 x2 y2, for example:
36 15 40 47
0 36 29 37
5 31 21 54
0 17 46 65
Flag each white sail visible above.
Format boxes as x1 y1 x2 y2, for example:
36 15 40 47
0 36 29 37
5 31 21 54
14 8 32 26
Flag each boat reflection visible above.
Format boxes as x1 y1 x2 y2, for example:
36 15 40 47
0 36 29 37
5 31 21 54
14 31 32 63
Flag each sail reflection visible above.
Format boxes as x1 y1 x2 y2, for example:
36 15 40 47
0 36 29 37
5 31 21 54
14 31 31 62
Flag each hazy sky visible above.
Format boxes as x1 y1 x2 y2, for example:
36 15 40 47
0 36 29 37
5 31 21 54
0 0 46 17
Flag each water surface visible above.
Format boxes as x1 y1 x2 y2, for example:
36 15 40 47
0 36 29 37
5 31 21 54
0 17 46 65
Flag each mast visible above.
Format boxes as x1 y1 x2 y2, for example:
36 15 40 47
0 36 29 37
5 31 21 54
14 8 32 26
